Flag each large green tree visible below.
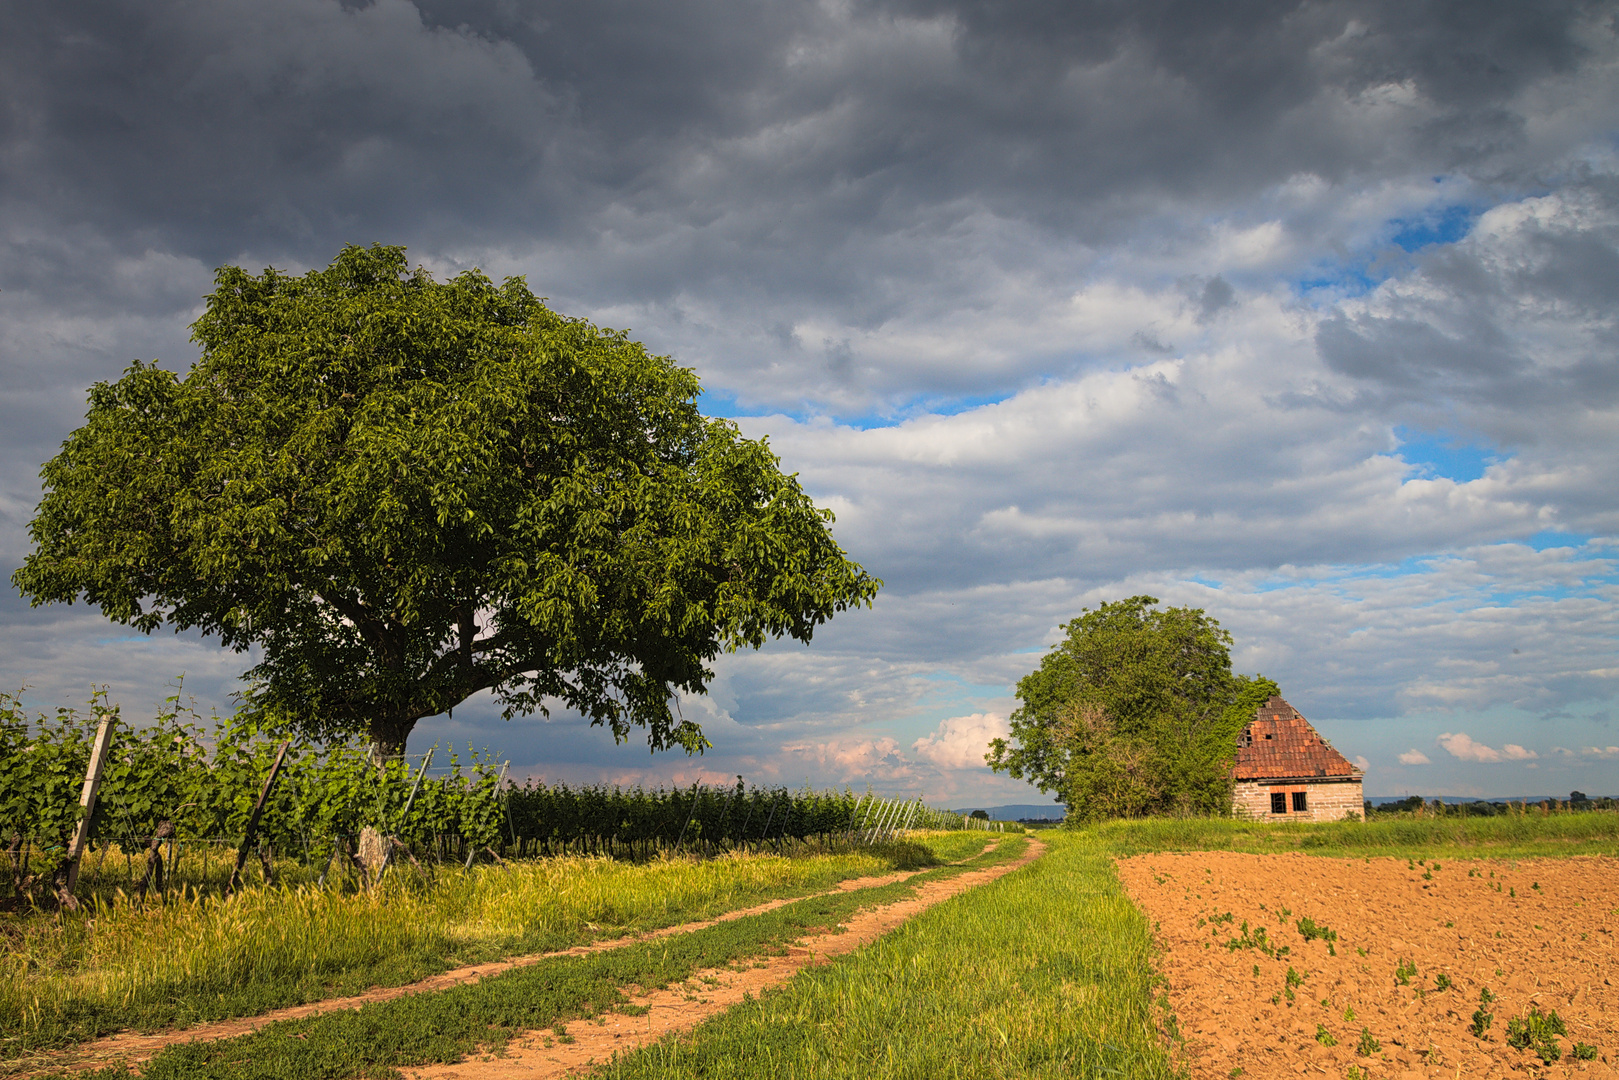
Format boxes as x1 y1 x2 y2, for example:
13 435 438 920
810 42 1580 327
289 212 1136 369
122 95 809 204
986 596 1276 820
13 245 880 756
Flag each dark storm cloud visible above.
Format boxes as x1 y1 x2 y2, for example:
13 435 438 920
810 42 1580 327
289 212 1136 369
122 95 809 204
4 0 1609 266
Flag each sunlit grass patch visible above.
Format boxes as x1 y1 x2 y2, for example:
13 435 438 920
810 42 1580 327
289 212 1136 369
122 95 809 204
0 834 982 1055
13 837 1020 1079
598 831 1172 1080
1088 813 1619 860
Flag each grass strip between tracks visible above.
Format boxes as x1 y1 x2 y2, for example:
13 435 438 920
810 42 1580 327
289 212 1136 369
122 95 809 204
28 838 1031 1080
597 830 1173 1080
2 834 994 1058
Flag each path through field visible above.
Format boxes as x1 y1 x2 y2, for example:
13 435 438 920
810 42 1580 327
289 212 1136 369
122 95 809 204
1119 851 1619 1080
398 837 1046 1079
13 843 1020 1078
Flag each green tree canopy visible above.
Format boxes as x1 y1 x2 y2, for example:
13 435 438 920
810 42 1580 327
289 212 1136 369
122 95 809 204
13 244 880 756
986 595 1276 820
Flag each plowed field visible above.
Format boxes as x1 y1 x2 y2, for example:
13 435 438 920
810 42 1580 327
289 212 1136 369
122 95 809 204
1118 851 1619 1080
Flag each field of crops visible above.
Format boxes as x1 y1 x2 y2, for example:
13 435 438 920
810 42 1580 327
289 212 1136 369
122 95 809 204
0 691 963 911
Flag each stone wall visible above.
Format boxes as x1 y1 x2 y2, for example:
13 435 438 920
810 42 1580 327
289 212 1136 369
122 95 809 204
1233 777 1364 822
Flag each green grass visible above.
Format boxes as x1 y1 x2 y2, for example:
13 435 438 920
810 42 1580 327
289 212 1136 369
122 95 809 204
1 834 989 1056
596 830 1170 1080
20 838 1031 1079
1086 812 1619 859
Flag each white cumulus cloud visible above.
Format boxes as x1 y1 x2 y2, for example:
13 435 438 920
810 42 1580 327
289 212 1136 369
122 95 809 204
911 712 1009 771
1501 744 1538 760
1437 732 1503 763
1397 749 1431 765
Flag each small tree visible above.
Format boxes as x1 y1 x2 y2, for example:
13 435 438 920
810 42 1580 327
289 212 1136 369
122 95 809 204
14 245 880 756
986 595 1275 820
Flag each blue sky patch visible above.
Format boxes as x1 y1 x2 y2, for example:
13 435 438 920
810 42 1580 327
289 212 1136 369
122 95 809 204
1390 203 1478 252
697 386 1015 430
1395 427 1502 482
1525 530 1597 552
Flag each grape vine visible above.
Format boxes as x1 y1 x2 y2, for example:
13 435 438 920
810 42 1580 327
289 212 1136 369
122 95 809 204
1 687 962 905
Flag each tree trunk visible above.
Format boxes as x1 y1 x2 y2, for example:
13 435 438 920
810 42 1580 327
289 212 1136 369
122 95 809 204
369 714 415 762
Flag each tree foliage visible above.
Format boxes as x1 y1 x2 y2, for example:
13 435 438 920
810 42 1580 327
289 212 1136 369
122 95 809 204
13 245 880 754
986 596 1277 821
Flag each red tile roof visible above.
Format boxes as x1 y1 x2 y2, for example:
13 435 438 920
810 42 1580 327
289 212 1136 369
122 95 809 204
1232 696 1361 781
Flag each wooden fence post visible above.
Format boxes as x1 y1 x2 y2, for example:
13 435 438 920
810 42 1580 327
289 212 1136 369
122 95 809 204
227 740 291 896
377 746 433 881
62 712 117 898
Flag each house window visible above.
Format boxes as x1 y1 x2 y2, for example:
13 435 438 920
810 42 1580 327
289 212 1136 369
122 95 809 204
1292 791 1308 812
1270 792 1288 814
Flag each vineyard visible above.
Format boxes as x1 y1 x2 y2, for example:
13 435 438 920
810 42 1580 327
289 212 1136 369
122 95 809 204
0 690 968 907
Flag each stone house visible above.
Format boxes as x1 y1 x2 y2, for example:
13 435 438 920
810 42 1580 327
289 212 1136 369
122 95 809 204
1232 695 1364 822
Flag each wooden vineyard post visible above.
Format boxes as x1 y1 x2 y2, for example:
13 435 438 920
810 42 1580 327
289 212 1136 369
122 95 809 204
845 792 869 840
61 712 117 899
227 740 291 896
897 797 920 837
378 747 433 881
674 781 702 850
498 760 514 848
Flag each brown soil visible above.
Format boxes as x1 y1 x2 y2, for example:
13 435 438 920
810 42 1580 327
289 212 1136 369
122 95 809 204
399 837 1045 1080
1117 851 1619 1080
6 862 933 1078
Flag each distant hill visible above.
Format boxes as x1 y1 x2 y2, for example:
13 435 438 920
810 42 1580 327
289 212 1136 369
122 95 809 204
952 803 1067 821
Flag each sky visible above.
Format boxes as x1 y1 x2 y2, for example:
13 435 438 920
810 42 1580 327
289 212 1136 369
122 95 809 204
3 0 1618 807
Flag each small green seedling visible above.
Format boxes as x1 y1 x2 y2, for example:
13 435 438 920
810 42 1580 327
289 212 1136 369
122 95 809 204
1297 916 1337 943
1347 1067 1366 1080
1471 1008 1494 1039
1506 1006 1566 1064
1356 1028 1381 1056
1395 958 1417 986
1315 1024 1338 1047
1481 987 1496 1005
1434 973 1453 992
1573 1044 1599 1061
1343 1006 1356 1022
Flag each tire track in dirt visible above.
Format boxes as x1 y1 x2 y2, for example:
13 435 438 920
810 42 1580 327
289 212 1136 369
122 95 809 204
10 845 1001 1077
399 837 1046 1080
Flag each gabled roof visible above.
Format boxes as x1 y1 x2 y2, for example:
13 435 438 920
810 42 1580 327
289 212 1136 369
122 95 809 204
1232 696 1361 781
